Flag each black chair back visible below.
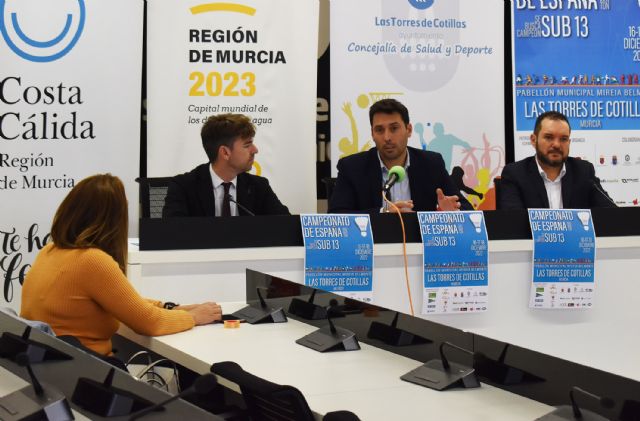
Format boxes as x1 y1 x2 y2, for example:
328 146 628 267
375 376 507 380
211 361 361 421
136 177 173 218
321 177 337 201
493 176 502 210
57 335 127 371
212 361 314 421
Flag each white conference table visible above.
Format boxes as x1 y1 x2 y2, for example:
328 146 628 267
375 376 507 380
128 236 640 383
118 302 552 420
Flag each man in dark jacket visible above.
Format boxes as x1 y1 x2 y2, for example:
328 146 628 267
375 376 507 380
499 111 615 209
163 114 289 217
329 98 472 214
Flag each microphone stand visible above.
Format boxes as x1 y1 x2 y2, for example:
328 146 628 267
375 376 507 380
229 196 256 216
0 352 74 420
401 341 480 391
536 386 614 420
129 374 217 420
592 180 617 207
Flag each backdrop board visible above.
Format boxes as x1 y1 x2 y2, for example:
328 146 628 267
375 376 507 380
330 0 505 210
0 0 143 311
146 0 319 215
513 0 640 207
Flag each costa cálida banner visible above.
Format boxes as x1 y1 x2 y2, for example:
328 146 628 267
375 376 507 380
0 0 143 310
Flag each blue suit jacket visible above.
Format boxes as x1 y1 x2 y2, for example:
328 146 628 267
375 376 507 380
328 147 472 214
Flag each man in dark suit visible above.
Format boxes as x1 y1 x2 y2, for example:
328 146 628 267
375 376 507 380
499 111 615 209
328 99 472 214
163 114 289 217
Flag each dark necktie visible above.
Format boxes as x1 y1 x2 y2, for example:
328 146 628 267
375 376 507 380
221 182 232 217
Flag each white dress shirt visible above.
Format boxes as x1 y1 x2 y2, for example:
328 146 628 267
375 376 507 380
535 158 567 209
209 165 238 216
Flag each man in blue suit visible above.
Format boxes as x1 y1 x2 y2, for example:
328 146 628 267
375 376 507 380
329 99 472 214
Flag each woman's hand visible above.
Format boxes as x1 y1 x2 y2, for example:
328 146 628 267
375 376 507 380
186 302 223 325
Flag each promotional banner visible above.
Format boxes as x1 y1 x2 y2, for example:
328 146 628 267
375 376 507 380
0 0 143 311
331 0 505 210
528 209 596 309
301 214 374 301
513 0 640 206
146 0 318 214
418 211 488 314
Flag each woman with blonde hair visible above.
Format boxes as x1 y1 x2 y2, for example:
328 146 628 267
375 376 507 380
21 174 222 356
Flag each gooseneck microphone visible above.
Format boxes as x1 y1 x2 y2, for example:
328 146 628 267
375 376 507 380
129 374 217 420
383 166 407 192
569 386 614 419
229 196 256 216
439 341 474 370
15 352 44 396
591 179 617 207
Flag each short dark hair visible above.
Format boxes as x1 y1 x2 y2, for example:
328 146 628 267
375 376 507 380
369 98 410 126
201 114 256 162
533 111 570 136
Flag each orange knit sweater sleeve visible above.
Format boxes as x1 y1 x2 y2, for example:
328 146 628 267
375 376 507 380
78 249 195 336
145 299 164 307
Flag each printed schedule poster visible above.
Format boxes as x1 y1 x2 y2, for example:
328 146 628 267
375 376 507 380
513 1 640 206
418 211 488 315
301 215 374 302
528 209 596 309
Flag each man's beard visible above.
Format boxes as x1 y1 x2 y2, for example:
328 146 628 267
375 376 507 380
536 147 565 168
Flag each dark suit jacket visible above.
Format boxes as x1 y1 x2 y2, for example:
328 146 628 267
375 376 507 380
498 156 616 209
328 147 472 214
162 163 290 217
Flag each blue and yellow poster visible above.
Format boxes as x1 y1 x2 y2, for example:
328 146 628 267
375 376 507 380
418 211 489 314
301 214 374 302
528 209 596 309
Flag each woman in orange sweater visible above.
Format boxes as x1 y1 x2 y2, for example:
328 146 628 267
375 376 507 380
20 174 222 356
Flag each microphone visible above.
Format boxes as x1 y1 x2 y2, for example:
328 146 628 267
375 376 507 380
288 288 327 320
439 341 474 370
569 386 614 419
591 179 617 207
229 196 256 216
5 352 74 420
400 341 479 390
15 352 44 396
383 166 407 192
327 313 337 335
255 287 268 309
538 385 615 420
129 373 217 420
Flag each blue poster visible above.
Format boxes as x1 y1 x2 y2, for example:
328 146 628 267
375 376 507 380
418 211 489 314
514 1 640 131
528 209 596 309
300 214 374 301
512 2 640 207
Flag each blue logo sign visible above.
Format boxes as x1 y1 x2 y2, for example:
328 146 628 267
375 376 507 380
408 0 434 10
0 0 85 62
